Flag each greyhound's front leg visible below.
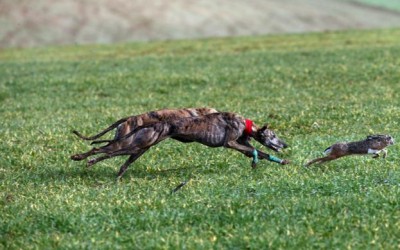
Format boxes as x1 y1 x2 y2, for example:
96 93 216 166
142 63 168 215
226 141 261 169
238 139 289 165
256 150 289 165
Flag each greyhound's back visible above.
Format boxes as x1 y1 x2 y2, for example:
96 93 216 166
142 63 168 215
140 107 218 124
74 107 218 141
159 112 245 147
168 112 245 135
114 108 219 139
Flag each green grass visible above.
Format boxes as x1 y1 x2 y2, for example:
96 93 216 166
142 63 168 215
353 0 400 11
1 29 400 249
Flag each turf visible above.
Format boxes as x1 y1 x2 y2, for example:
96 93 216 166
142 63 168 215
354 0 400 11
1 29 400 249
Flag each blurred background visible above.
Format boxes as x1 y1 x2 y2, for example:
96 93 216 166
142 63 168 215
1 0 400 48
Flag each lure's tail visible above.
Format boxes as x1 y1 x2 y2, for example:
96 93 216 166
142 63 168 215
323 146 332 155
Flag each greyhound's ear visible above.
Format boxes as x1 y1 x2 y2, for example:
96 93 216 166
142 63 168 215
261 123 269 131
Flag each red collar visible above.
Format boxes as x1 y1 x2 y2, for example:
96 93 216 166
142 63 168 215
244 119 253 136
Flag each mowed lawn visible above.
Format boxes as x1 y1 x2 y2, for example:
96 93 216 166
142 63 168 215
354 0 400 11
1 29 400 249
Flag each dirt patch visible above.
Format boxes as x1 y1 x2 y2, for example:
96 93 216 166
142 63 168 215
1 0 400 48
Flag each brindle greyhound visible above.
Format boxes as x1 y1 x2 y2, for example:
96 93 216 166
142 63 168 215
72 107 218 152
71 112 289 179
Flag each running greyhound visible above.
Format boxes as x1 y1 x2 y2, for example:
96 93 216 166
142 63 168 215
72 107 218 152
305 134 394 167
71 112 289 178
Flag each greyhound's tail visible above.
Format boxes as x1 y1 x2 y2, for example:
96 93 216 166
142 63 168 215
72 117 129 141
91 122 157 145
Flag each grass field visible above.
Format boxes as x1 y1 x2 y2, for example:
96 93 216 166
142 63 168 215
354 0 400 11
1 29 400 249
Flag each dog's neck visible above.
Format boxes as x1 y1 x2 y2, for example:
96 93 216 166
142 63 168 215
244 119 256 137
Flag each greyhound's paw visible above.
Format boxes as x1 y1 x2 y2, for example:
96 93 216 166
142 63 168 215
280 159 290 165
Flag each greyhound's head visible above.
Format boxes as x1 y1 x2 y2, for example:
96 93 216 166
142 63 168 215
255 124 288 152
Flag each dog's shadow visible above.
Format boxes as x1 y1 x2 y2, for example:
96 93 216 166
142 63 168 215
120 165 196 181
32 161 201 185
27 165 114 184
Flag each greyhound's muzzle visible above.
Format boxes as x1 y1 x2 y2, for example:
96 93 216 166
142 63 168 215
268 140 288 152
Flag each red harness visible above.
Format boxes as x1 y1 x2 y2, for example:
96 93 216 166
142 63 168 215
244 119 253 136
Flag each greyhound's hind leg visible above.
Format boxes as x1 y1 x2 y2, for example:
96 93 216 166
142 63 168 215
87 154 113 167
117 148 149 179
71 140 119 161
71 148 101 161
87 147 139 167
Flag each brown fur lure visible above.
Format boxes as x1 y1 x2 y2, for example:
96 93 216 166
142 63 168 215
305 134 394 167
